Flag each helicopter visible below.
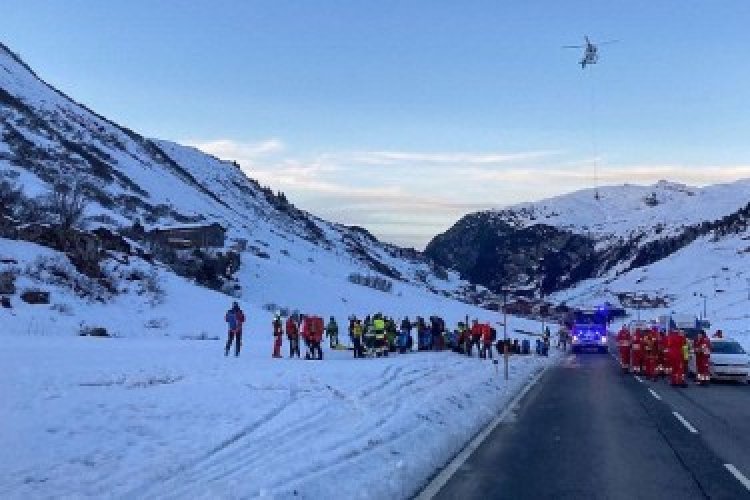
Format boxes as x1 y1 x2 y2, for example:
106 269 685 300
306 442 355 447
563 36 618 69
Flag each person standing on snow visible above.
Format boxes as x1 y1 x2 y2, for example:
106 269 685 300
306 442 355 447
272 313 283 358
224 302 245 357
400 317 413 352
286 314 300 358
468 320 482 357
480 323 494 359
398 317 412 354
352 319 364 358
325 316 339 349
373 314 386 356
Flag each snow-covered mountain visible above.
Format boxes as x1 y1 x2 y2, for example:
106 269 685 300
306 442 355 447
426 180 750 295
0 40 483 328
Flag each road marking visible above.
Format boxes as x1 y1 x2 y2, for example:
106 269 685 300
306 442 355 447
415 363 550 500
634 375 643 383
672 411 698 434
648 388 662 400
725 464 750 491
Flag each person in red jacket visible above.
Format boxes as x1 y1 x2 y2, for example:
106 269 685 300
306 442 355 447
655 329 666 378
694 330 711 385
480 323 494 359
643 328 658 380
272 313 283 358
668 329 688 387
286 315 300 358
468 320 482 357
615 326 631 373
630 328 644 375
304 316 324 360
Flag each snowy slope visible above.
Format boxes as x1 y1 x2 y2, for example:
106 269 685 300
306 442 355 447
427 178 750 295
494 180 750 241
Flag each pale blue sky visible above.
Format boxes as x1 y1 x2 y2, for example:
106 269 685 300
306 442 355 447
4 1 750 247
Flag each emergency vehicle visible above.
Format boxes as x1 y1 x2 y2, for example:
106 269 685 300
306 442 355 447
570 309 609 353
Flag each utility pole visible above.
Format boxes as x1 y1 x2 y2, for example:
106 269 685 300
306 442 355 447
503 289 509 381
540 288 546 338
635 292 641 321
694 292 707 320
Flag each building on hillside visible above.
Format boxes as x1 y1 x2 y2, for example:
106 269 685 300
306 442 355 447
148 223 226 249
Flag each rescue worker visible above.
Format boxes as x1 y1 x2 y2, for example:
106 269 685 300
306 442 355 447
480 323 494 359
455 322 468 355
682 332 690 382
655 329 666 378
416 317 429 350
386 318 398 351
373 314 386 357
325 316 339 349
630 328 644 374
667 329 688 387
431 316 445 351
694 330 711 385
468 320 482 357
286 314 300 358
615 325 631 373
363 316 376 356
643 328 658 380
272 313 283 358
224 301 245 357
558 325 570 351
400 317 413 352
305 315 324 360
352 319 364 358
661 328 672 378
541 329 550 356
397 317 410 353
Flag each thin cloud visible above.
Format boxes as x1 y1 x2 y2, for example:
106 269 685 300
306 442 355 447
184 137 750 248
467 164 750 186
322 150 560 166
186 138 285 158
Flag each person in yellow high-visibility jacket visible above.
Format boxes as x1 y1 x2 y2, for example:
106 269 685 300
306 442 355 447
373 315 386 357
682 340 690 379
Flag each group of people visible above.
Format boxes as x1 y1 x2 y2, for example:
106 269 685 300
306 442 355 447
615 325 713 387
223 303 550 361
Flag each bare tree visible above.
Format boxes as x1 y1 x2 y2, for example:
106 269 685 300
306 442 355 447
0 179 22 220
50 180 88 231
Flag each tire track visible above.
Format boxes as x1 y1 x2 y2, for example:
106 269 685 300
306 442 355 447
121 393 295 499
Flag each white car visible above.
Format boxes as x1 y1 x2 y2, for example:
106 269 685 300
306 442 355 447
689 338 750 383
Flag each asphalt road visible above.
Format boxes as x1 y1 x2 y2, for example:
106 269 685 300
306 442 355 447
431 351 750 500
638 369 750 487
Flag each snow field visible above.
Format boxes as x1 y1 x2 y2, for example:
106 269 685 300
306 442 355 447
0 333 552 499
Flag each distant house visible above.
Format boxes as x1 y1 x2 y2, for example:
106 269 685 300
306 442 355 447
149 223 226 249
